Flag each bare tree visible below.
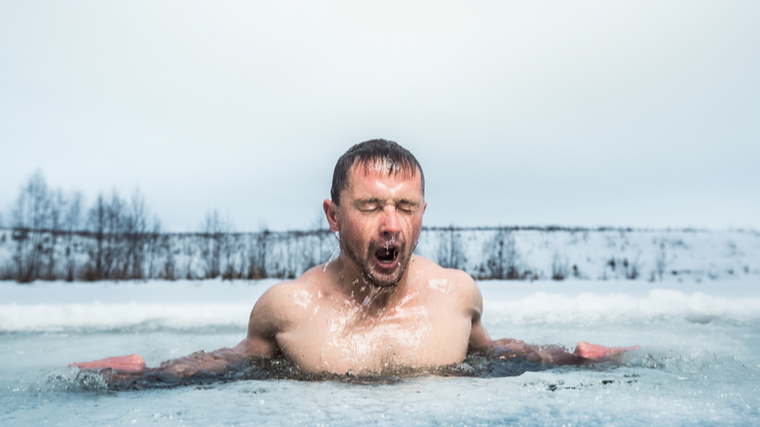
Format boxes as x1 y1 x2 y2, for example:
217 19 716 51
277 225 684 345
12 170 51 282
42 189 66 280
125 187 149 279
106 191 127 279
64 191 83 281
147 216 162 279
85 191 128 280
86 193 107 280
437 227 467 270
248 225 269 279
200 209 232 278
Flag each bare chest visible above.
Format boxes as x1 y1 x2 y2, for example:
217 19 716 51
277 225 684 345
276 301 471 374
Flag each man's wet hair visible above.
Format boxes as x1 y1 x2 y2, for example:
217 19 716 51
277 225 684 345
331 139 425 206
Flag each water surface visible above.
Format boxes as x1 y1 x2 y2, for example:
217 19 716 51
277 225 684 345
2 279 759 425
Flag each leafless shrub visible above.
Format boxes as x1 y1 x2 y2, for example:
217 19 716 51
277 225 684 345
161 234 176 280
572 264 581 279
551 252 568 281
484 228 520 279
222 233 244 281
200 209 231 279
437 227 467 270
146 217 162 279
624 256 640 280
655 243 667 281
283 233 306 279
248 227 268 279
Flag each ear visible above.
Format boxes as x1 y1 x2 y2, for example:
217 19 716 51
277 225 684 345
323 199 340 232
423 201 427 215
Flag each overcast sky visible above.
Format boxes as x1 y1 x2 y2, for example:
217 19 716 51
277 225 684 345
1 1 758 232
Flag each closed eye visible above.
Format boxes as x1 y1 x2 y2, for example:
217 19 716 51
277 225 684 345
397 202 417 213
357 201 380 212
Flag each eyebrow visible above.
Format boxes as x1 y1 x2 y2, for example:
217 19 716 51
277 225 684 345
354 197 382 205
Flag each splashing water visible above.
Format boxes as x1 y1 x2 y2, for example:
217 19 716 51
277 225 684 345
322 238 341 272
384 235 396 249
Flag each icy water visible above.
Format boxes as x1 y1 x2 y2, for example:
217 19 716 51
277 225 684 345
2 279 759 426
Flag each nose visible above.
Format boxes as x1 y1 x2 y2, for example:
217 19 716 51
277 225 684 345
380 206 401 237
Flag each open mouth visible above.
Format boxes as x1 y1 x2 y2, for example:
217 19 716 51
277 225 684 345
374 246 399 265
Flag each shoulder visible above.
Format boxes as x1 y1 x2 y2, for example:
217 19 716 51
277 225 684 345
411 256 482 310
249 278 314 332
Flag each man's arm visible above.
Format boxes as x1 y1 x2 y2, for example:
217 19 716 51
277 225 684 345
464 276 638 365
478 339 640 365
69 283 287 383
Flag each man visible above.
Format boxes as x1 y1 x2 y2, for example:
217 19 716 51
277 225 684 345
72 139 636 381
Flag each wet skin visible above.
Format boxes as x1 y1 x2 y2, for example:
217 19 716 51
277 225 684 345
71 162 638 380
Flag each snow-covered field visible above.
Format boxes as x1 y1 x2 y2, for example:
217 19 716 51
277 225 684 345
2 277 759 425
2 227 759 283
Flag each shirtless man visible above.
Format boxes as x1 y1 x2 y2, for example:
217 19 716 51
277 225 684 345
71 139 636 381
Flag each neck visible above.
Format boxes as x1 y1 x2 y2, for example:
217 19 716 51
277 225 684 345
333 254 408 312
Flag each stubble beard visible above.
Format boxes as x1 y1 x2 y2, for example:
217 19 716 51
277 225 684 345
340 239 411 288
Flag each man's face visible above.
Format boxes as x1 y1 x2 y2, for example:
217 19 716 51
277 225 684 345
329 161 426 288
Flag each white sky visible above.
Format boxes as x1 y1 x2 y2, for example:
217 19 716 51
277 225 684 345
1 1 758 231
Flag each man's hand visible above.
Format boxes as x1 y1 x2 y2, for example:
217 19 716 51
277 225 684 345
573 341 640 362
69 354 146 372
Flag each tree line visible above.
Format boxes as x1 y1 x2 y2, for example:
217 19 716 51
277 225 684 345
3 171 695 283
1 170 348 282
0 171 522 282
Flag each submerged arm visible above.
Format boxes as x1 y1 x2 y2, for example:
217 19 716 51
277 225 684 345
70 338 266 384
70 285 285 384
465 275 638 365
472 338 640 365
468 315 586 365
476 339 583 365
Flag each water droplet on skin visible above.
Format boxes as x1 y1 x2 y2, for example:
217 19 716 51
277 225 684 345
322 242 341 272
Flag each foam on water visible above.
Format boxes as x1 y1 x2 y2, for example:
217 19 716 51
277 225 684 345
485 289 760 326
2 279 759 332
